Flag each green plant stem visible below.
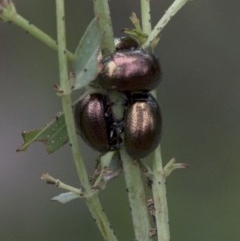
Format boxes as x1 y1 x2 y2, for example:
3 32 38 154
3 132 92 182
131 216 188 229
56 2 118 241
63 94 92 188
121 5 154 240
140 0 152 34
41 173 84 196
143 0 190 48
55 0 90 190
121 147 153 241
0 3 74 61
141 1 170 238
86 196 118 241
93 0 115 55
152 146 170 241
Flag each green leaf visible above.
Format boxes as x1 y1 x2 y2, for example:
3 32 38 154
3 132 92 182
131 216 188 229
74 17 103 90
51 192 80 204
17 112 68 154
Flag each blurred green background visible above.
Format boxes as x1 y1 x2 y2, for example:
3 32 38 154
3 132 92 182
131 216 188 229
1 0 240 240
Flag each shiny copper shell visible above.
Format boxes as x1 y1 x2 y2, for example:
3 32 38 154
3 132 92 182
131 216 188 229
124 93 161 159
74 94 119 152
99 49 162 92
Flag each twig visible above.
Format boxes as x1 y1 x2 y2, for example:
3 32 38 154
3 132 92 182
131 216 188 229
93 0 115 55
151 157 188 241
55 2 119 241
41 173 84 196
55 0 90 190
164 158 189 178
143 0 191 48
0 2 74 61
140 0 152 34
121 147 153 241
152 146 170 241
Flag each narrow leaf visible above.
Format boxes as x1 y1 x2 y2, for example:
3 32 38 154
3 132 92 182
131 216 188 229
74 17 103 90
51 192 80 204
17 112 68 154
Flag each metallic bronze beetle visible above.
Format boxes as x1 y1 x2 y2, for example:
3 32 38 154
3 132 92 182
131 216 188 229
114 36 139 51
75 38 162 156
124 93 162 159
99 49 162 92
74 93 122 152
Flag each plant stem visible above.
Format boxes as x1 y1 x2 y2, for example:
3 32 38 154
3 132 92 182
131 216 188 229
143 0 190 48
56 2 119 241
152 146 170 241
55 0 90 190
0 3 74 61
86 196 118 241
121 147 153 241
41 173 84 196
140 0 152 34
121 4 154 240
93 0 115 55
140 2 169 239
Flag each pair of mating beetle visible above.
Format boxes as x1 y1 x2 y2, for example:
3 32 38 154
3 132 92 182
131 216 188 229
74 37 162 159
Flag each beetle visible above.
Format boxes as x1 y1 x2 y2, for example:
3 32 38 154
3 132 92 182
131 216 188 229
96 36 139 66
114 36 139 51
74 93 122 152
99 49 162 92
124 93 162 159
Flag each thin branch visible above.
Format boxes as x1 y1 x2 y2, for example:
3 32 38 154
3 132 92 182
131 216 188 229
140 0 152 34
41 173 84 196
121 147 153 241
164 158 189 178
143 0 191 48
55 0 90 191
93 0 115 55
55 2 119 241
86 196 119 241
152 146 170 241
0 2 74 61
